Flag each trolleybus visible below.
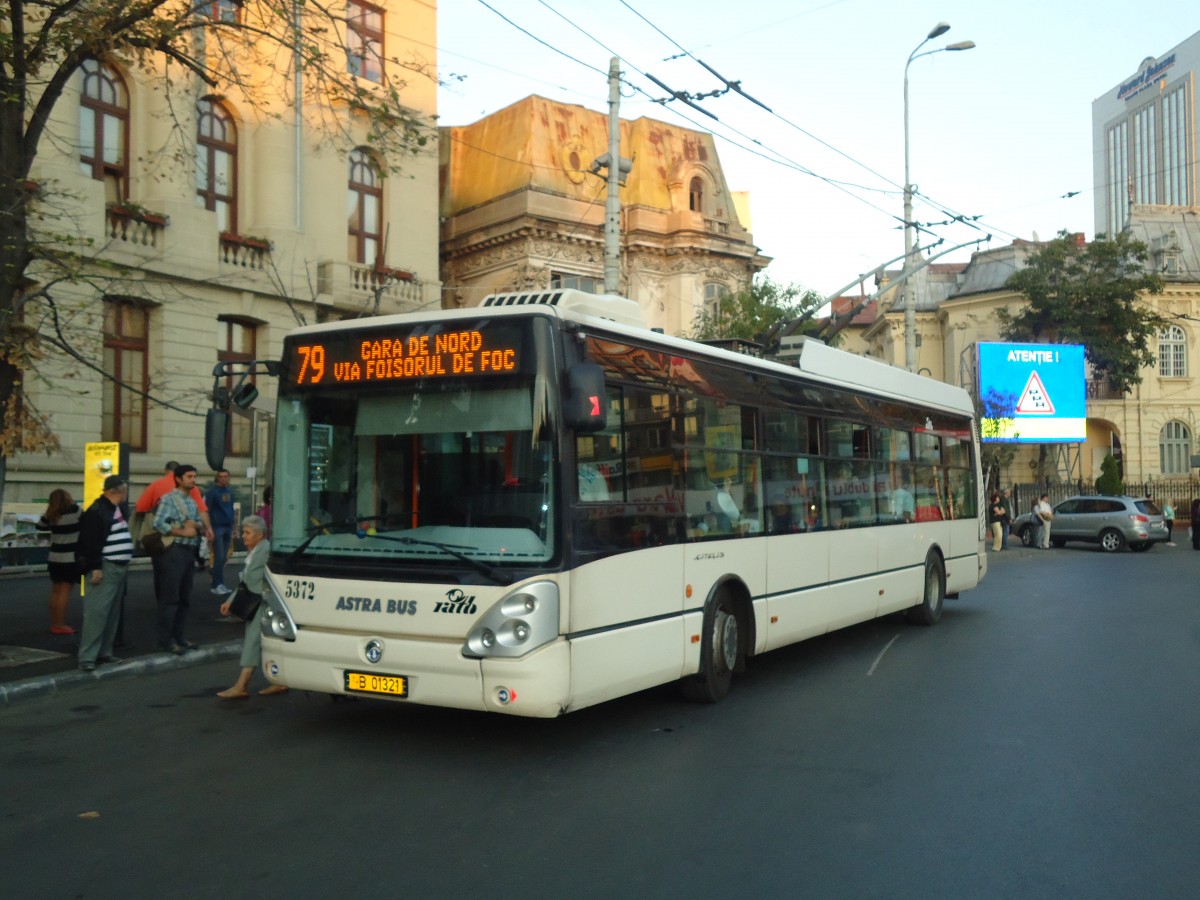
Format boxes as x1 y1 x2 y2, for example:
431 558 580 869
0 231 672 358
219 289 986 717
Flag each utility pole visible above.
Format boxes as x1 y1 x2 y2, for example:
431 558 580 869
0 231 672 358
604 56 621 294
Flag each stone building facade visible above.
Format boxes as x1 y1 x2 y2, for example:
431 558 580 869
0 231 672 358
8 1 441 507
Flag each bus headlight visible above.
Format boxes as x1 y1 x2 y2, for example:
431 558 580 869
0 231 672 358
260 581 298 642
463 581 558 659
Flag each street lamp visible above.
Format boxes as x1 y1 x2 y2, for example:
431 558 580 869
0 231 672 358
902 22 975 372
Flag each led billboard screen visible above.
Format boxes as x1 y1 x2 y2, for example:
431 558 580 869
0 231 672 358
977 342 1086 443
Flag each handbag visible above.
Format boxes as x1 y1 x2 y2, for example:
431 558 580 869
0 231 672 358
141 531 175 556
228 582 263 621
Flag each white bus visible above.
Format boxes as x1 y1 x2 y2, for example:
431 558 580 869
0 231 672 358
238 290 986 717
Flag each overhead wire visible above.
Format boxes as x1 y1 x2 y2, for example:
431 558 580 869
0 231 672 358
490 0 906 225
614 0 1015 244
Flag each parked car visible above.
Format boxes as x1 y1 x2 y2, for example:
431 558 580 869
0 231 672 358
1011 495 1167 552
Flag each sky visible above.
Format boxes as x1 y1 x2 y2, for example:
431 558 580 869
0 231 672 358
435 0 1200 299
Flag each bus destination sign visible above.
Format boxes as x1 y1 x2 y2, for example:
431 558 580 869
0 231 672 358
289 329 519 387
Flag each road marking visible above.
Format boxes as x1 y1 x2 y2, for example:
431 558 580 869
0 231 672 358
867 634 900 676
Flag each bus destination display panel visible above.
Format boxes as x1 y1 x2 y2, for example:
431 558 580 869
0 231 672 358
286 323 524 388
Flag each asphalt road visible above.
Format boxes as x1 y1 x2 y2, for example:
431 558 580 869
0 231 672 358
3 544 1199 899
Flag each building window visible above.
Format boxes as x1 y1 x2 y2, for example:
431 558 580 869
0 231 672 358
218 318 257 457
206 1 242 22
689 177 704 213
103 300 148 450
348 148 382 264
79 60 129 203
551 272 602 294
704 282 729 318
196 98 238 233
1159 420 1192 475
1158 325 1187 377
346 0 384 82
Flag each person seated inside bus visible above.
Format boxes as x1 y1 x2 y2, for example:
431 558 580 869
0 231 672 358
768 491 797 534
803 499 824 531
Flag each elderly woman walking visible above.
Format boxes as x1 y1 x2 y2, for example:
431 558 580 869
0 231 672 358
216 515 287 699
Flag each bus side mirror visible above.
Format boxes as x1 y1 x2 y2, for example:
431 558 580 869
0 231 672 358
566 362 607 432
205 408 229 471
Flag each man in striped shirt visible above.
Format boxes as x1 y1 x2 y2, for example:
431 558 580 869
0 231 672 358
77 475 133 671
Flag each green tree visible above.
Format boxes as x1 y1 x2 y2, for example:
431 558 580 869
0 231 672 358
0 1 434 510
687 276 827 349
1095 453 1123 495
999 230 1166 392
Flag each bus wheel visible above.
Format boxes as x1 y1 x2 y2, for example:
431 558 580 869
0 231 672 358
681 591 740 703
906 552 945 626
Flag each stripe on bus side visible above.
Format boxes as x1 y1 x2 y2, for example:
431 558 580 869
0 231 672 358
565 549 979 641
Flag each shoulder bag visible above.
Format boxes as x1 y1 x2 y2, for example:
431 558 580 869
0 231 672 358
141 531 175 556
228 581 263 621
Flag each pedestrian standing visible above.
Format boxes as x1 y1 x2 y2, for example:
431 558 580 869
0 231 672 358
999 489 1014 550
988 492 1004 551
204 469 236 595
1161 499 1175 546
75 476 133 671
38 489 82 635
1190 499 1200 550
150 464 205 653
1036 493 1054 549
1029 498 1042 549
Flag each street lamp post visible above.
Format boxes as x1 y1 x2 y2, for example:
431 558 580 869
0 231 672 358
902 22 975 372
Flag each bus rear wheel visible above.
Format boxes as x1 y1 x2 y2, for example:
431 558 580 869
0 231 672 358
906 551 945 626
681 591 740 703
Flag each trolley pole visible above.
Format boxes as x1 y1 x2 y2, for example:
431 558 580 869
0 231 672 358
604 56 621 294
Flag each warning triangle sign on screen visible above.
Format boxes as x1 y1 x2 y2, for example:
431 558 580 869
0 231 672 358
1016 370 1055 414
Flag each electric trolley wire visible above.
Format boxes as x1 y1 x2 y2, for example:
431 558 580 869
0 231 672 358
485 0 907 226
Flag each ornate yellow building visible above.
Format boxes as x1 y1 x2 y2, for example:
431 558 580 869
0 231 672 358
439 95 769 333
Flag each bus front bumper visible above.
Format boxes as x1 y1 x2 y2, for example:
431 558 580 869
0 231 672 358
261 631 571 718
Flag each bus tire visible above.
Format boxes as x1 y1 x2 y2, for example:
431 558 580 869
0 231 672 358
680 590 741 703
906 551 945 626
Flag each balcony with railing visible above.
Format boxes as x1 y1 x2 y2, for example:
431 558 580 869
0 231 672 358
219 232 272 270
1086 379 1126 401
106 203 168 248
317 260 425 312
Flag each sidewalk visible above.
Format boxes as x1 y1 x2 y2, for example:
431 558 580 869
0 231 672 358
0 558 246 708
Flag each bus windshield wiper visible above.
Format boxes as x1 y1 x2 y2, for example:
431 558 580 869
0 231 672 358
284 512 412 564
356 532 512 585
284 517 367 564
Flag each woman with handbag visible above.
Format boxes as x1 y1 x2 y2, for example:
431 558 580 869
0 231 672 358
216 515 286 699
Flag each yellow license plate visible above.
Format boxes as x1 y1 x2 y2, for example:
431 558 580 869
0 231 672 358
344 671 409 698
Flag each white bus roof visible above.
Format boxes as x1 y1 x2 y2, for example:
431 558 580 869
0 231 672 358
290 290 974 418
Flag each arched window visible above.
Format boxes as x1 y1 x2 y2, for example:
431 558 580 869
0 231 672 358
346 0 385 82
196 99 238 233
79 60 129 203
689 177 704 213
348 148 382 264
1159 420 1192 474
1158 325 1187 377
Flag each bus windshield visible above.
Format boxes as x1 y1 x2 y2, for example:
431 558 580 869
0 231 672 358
273 378 558 570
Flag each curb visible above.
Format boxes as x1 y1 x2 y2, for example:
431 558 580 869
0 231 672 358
0 639 241 709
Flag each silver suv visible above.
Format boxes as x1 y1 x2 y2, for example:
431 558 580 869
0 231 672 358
1012 495 1167 552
